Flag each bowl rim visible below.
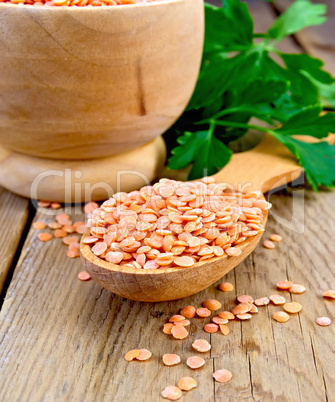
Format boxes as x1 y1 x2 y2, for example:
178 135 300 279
80 208 267 276
0 0 183 10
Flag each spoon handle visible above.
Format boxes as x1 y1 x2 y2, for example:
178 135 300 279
213 134 302 193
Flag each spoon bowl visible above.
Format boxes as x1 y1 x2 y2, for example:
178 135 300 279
81 213 266 301
80 134 303 301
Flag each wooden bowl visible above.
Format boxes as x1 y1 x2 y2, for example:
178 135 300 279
0 0 204 160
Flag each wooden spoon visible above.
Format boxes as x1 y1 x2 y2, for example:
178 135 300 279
80 134 302 302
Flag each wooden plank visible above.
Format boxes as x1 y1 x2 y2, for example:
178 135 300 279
273 0 335 74
0 188 334 401
0 187 29 294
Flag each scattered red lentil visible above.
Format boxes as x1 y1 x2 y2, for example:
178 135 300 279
289 284 306 294
38 232 52 242
162 354 181 366
237 295 254 304
48 222 62 230
54 229 67 238
192 339 211 353
161 386 182 401
254 297 270 306
263 240 275 249
85 178 269 269
171 325 188 340
175 319 190 327
269 234 282 242
218 311 235 320
186 356 205 369
249 304 258 313
124 349 140 362
177 377 197 391
269 295 286 305
316 317 331 327
67 243 80 258
204 323 219 333
232 303 252 315
236 313 252 320
136 349 152 361
51 202 61 209
202 299 222 311
323 290 335 300
273 311 290 323
78 271 91 281
37 201 50 208
284 302 302 314
180 306 196 318
63 235 79 245
33 221 47 230
212 316 228 325
196 308 211 318
213 369 232 383
218 282 234 292
219 324 230 335
169 315 185 323
163 323 174 335
277 280 293 290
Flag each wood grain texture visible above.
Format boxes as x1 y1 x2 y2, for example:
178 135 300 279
0 0 204 159
0 187 29 293
0 136 166 202
0 188 334 401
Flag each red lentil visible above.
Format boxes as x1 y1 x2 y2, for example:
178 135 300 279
162 354 181 366
213 369 232 383
284 302 302 314
177 377 197 391
269 234 282 242
180 306 196 318
316 317 331 327
269 295 286 305
38 232 52 242
323 290 335 300
192 339 211 353
289 284 306 294
204 323 219 333
136 349 152 361
202 299 222 311
237 295 254 304
196 308 211 318
161 386 182 401
219 324 229 335
263 240 275 249
171 325 188 340
218 311 235 320
254 297 270 306
186 356 205 369
277 280 293 290
84 178 269 269
78 271 91 281
124 349 140 362
273 311 290 323
218 282 234 292
33 221 47 230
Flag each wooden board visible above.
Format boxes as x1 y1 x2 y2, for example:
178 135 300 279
0 188 334 401
0 187 29 294
0 1 334 401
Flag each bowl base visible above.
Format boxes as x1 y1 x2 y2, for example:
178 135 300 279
0 137 166 203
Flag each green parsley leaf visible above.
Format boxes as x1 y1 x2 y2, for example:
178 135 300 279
274 107 335 138
268 0 327 41
272 133 335 190
168 129 232 179
204 2 253 54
